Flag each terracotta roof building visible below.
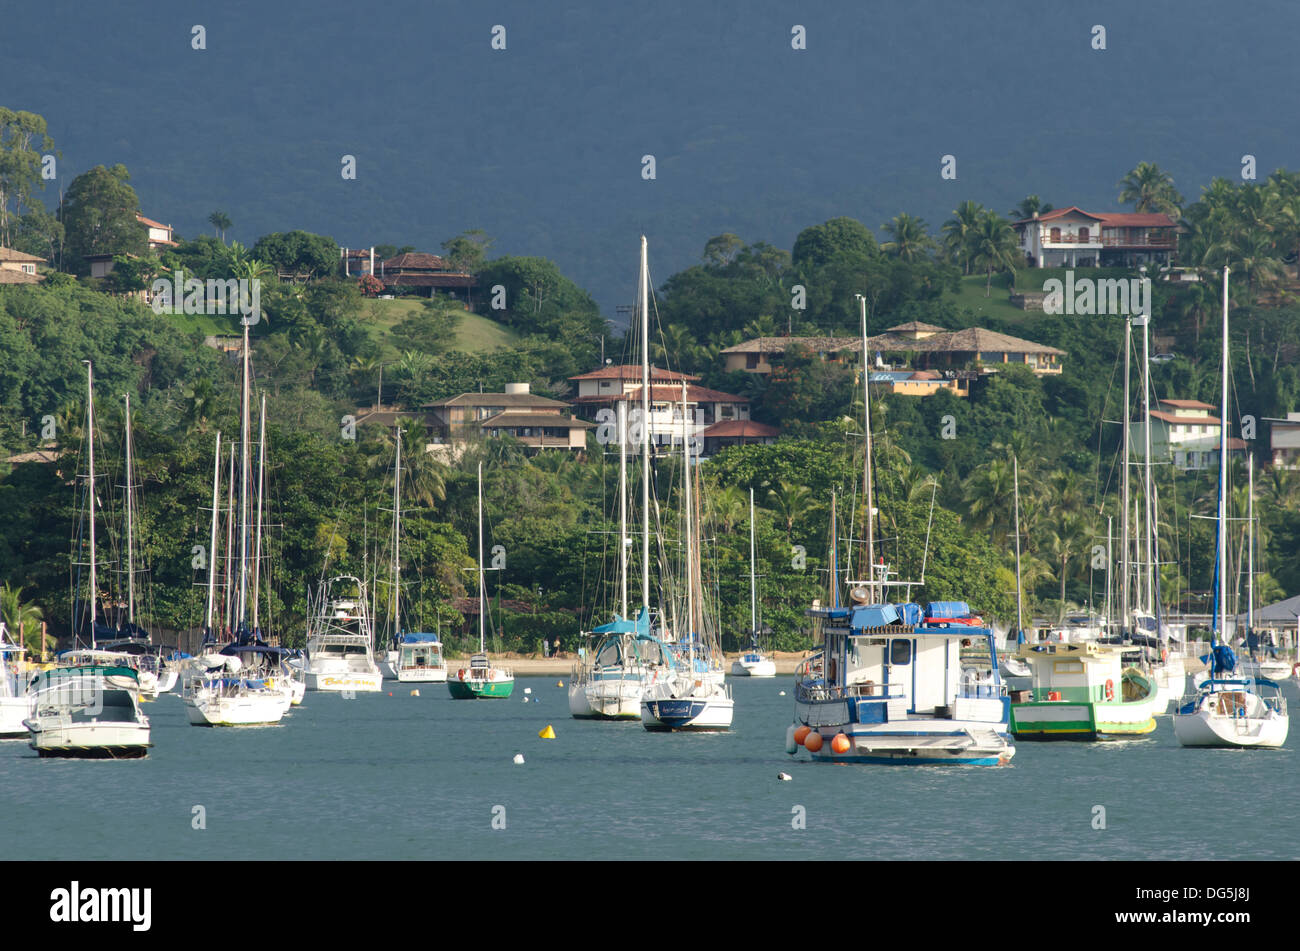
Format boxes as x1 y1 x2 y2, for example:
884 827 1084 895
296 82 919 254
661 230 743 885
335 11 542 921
1131 398 1246 471
378 252 476 302
1011 206 1178 269
0 246 45 283
424 383 592 451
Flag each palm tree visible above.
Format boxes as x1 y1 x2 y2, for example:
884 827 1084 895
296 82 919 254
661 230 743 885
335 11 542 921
766 481 811 539
1009 195 1053 221
962 458 1014 540
881 213 936 262
1118 162 1183 218
1045 512 1091 621
942 201 984 274
0 582 44 658
970 211 1018 297
208 210 232 244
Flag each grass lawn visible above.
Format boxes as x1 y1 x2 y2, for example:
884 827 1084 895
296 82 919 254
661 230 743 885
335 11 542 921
363 298 518 357
947 273 1034 326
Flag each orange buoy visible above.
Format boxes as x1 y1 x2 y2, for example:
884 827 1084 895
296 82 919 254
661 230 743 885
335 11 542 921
831 733 850 754
793 725 812 746
803 731 824 753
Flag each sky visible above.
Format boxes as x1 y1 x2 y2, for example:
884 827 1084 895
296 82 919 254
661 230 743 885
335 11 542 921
6 0 1298 318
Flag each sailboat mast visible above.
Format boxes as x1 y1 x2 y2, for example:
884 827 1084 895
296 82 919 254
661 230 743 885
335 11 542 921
640 236 651 616
393 428 403 638
858 294 876 601
749 487 757 642
478 461 486 654
1248 449 1254 634
681 382 693 639
223 445 235 634
1013 455 1023 638
1216 268 1230 644
85 361 97 640
205 432 222 632
237 325 251 626
1121 317 1132 635
619 401 628 619
251 392 266 630
1140 314 1155 614
124 392 135 627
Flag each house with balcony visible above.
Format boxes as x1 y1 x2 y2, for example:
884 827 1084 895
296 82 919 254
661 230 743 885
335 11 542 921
1266 412 1300 469
425 383 592 451
1012 207 1177 269
721 336 859 374
378 252 475 304
1131 398 1246 470
136 214 177 251
568 364 758 456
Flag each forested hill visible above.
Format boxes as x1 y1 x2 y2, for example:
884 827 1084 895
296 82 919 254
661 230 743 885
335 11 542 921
5 0 1300 315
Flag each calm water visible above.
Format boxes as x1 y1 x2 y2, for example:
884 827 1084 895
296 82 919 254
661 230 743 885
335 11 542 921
3 676 1298 860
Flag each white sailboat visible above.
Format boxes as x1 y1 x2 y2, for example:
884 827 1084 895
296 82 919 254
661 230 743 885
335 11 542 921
731 489 776 677
0 623 29 738
1174 267 1288 748
641 382 733 731
570 239 676 718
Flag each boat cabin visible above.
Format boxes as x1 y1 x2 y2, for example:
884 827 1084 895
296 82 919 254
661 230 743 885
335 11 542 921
1015 640 1128 703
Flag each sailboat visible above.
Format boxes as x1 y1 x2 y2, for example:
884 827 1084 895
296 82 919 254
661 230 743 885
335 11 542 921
385 428 448 683
569 239 676 718
0 623 31 738
184 329 293 725
1174 268 1288 748
448 463 514 698
28 362 152 756
731 489 776 677
641 384 733 731
998 456 1032 687
789 297 1014 764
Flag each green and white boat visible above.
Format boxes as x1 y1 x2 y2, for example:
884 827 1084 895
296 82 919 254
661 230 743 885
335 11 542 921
1009 640 1157 740
447 463 514 700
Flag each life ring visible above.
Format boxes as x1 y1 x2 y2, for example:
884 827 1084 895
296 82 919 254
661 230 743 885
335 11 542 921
1104 679 1114 701
457 669 465 679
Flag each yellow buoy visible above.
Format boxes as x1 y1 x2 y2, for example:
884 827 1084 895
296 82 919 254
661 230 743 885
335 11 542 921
410 689 420 697
557 681 564 687
538 724 556 739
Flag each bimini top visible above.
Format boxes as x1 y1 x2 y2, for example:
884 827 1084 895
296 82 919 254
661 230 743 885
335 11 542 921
813 601 983 632
592 607 650 637
399 632 442 645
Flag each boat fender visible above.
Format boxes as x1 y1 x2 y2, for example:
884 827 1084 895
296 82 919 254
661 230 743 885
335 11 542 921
793 725 812 747
1161 649 1167 663
831 733 850 754
803 731 824 753
785 725 797 754
1104 679 1114 701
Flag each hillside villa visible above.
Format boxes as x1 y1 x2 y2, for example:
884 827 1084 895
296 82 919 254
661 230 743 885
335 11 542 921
424 383 592 451
1010 207 1178 269
0 247 45 285
1131 398 1247 470
1266 412 1300 469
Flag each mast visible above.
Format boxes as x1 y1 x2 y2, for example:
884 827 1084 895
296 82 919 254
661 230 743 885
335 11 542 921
124 393 135 628
477 461 486 654
223 444 235 634
1105 515 1113 636
1247 450 1254 634
829 491 839 609
205 432 222 634
392 428 403 639
1121 317 1132 635
857 294 876 600
640 236 651 617
84 361 98 642
237 324 251 627
1215 268 1230 648
749 487 757 645
681 381 693 641
1013 455 1024 641
251 392 266 630
618 401 628 619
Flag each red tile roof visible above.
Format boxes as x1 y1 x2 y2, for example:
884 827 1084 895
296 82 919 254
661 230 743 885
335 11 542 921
1096 213 1177 228
1011 206 1106 226
569 364 698 382
136 214 171 231
382 252 459 271
1150 410 1221 426
1159 399 1214 409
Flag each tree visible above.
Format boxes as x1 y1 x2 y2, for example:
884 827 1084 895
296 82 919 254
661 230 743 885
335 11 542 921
60 164 148 275
1009 195 1053 221
1118 162 1184 218
358 274 385 297
441 229 492 272
942 201 984 274
0 581 44 657
881 213 936 262
251 230 339 280
0 108 55 248
208 210 232 244
969 210 1018 296
791 217 879 270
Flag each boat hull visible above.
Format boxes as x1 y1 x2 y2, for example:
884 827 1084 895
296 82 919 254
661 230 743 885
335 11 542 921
25 720 151 758
1 696 29 739
730 657 776 677
447 675 514 699
569 679 643 719
397 667 448 683
305 670 383 692
641 696 733 731
1010 699 1157 740
799 723 1014 765
185 693 286 726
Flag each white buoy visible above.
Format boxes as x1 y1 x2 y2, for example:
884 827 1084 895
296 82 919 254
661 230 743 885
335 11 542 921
522 697 530 703
778 772 792 781
779 690 786 696
513 753 525 764
524 687 532 694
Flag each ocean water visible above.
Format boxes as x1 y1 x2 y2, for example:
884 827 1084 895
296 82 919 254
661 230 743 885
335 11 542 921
3 676 1298 861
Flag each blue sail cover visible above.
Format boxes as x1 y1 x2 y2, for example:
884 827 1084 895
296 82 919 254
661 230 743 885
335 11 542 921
1201 643 1237 674
593 607 650 636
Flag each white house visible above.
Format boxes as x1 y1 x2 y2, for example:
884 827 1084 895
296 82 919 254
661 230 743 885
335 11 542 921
1131 398 1246 470
1266 412 1300 469
1013 207 1178 269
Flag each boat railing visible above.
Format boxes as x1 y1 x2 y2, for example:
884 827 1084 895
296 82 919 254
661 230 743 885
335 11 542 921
795 679 904 703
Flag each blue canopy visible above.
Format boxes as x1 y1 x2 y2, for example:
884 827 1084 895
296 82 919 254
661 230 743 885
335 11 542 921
927 601 971 619
850 604 900 629
593 606 650 636
399 632 441 645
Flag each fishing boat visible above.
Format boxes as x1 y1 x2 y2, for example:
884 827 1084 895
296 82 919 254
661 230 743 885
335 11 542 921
394 632 447 683
303 576 384 692
642 393 733 731
448 463 514 699
0 624 29 738
731 489 776 678
1009 640 1158 740
1174 268 1288 749
25 664 151 758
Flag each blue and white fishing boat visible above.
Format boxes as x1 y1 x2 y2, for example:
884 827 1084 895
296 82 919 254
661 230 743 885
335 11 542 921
1174 268 1288 749
787 293 1012 764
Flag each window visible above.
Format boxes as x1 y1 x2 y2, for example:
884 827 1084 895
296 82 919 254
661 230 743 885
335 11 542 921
1050 227 1061 243
746 354 759 369
1078 227 1089 243
889 639 912 666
